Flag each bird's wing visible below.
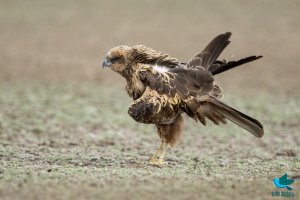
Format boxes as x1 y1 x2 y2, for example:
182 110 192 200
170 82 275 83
128 86 180 124
138 64 215 99
187 32 232 69
285 179 295 185
136 64 215 120
135 64 264 137
279 174 295 185
279 173 287 185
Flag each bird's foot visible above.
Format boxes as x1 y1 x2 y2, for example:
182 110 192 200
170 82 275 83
149 158 168 167
149 139 168 167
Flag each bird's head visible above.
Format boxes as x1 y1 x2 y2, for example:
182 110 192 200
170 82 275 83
102 45 133 76
102 45 179 77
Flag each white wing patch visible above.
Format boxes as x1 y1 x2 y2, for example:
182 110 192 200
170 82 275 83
153 65 169 73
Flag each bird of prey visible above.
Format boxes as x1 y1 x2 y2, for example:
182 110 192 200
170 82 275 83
102 32 264 166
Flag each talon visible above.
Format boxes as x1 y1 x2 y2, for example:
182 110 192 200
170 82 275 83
149 159 168 166
149 140 168 166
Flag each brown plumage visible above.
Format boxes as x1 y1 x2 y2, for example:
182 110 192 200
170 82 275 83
102 32 264 165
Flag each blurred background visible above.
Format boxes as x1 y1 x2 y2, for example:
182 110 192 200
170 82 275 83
0 1 299 200
1 0 300 94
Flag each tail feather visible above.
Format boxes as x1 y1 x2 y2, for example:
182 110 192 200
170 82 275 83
210 56 263 75
197 97 264 138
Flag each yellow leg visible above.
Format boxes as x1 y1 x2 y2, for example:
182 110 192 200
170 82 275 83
149 139 168 166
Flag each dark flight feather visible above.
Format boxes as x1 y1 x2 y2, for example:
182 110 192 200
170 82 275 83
186 32 262 77
187 32 232 69
210 56 263 75
198 96 264 138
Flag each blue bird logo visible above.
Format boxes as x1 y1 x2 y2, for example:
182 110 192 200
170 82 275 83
274 173 295 190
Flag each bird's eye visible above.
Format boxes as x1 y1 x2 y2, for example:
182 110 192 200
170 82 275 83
111 56 121 63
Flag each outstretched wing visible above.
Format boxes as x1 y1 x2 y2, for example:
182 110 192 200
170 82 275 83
285 179 295 185
187 32 232 69
279 174 295 185
185 32 263 75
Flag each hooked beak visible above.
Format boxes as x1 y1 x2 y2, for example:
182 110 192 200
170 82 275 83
102 58 112 68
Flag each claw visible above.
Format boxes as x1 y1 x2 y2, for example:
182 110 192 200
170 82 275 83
149 139 168 167
149 158 168 167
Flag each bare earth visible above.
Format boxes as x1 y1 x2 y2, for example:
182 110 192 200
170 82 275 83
0 0 299 200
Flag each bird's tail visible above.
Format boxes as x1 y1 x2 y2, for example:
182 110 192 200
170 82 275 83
209 56 263 76
197 97 264 138
186 32 262 75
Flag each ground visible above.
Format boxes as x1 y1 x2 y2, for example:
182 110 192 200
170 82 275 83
0 0 300 200
0 83 299 200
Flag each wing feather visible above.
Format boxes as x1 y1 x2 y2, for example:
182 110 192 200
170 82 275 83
136 65 215 121
187 32 231 69
138 65 214 100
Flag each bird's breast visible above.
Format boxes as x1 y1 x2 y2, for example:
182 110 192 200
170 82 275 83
126 75 146 100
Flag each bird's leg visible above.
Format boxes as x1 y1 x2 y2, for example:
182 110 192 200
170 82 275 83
149 139 168 166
